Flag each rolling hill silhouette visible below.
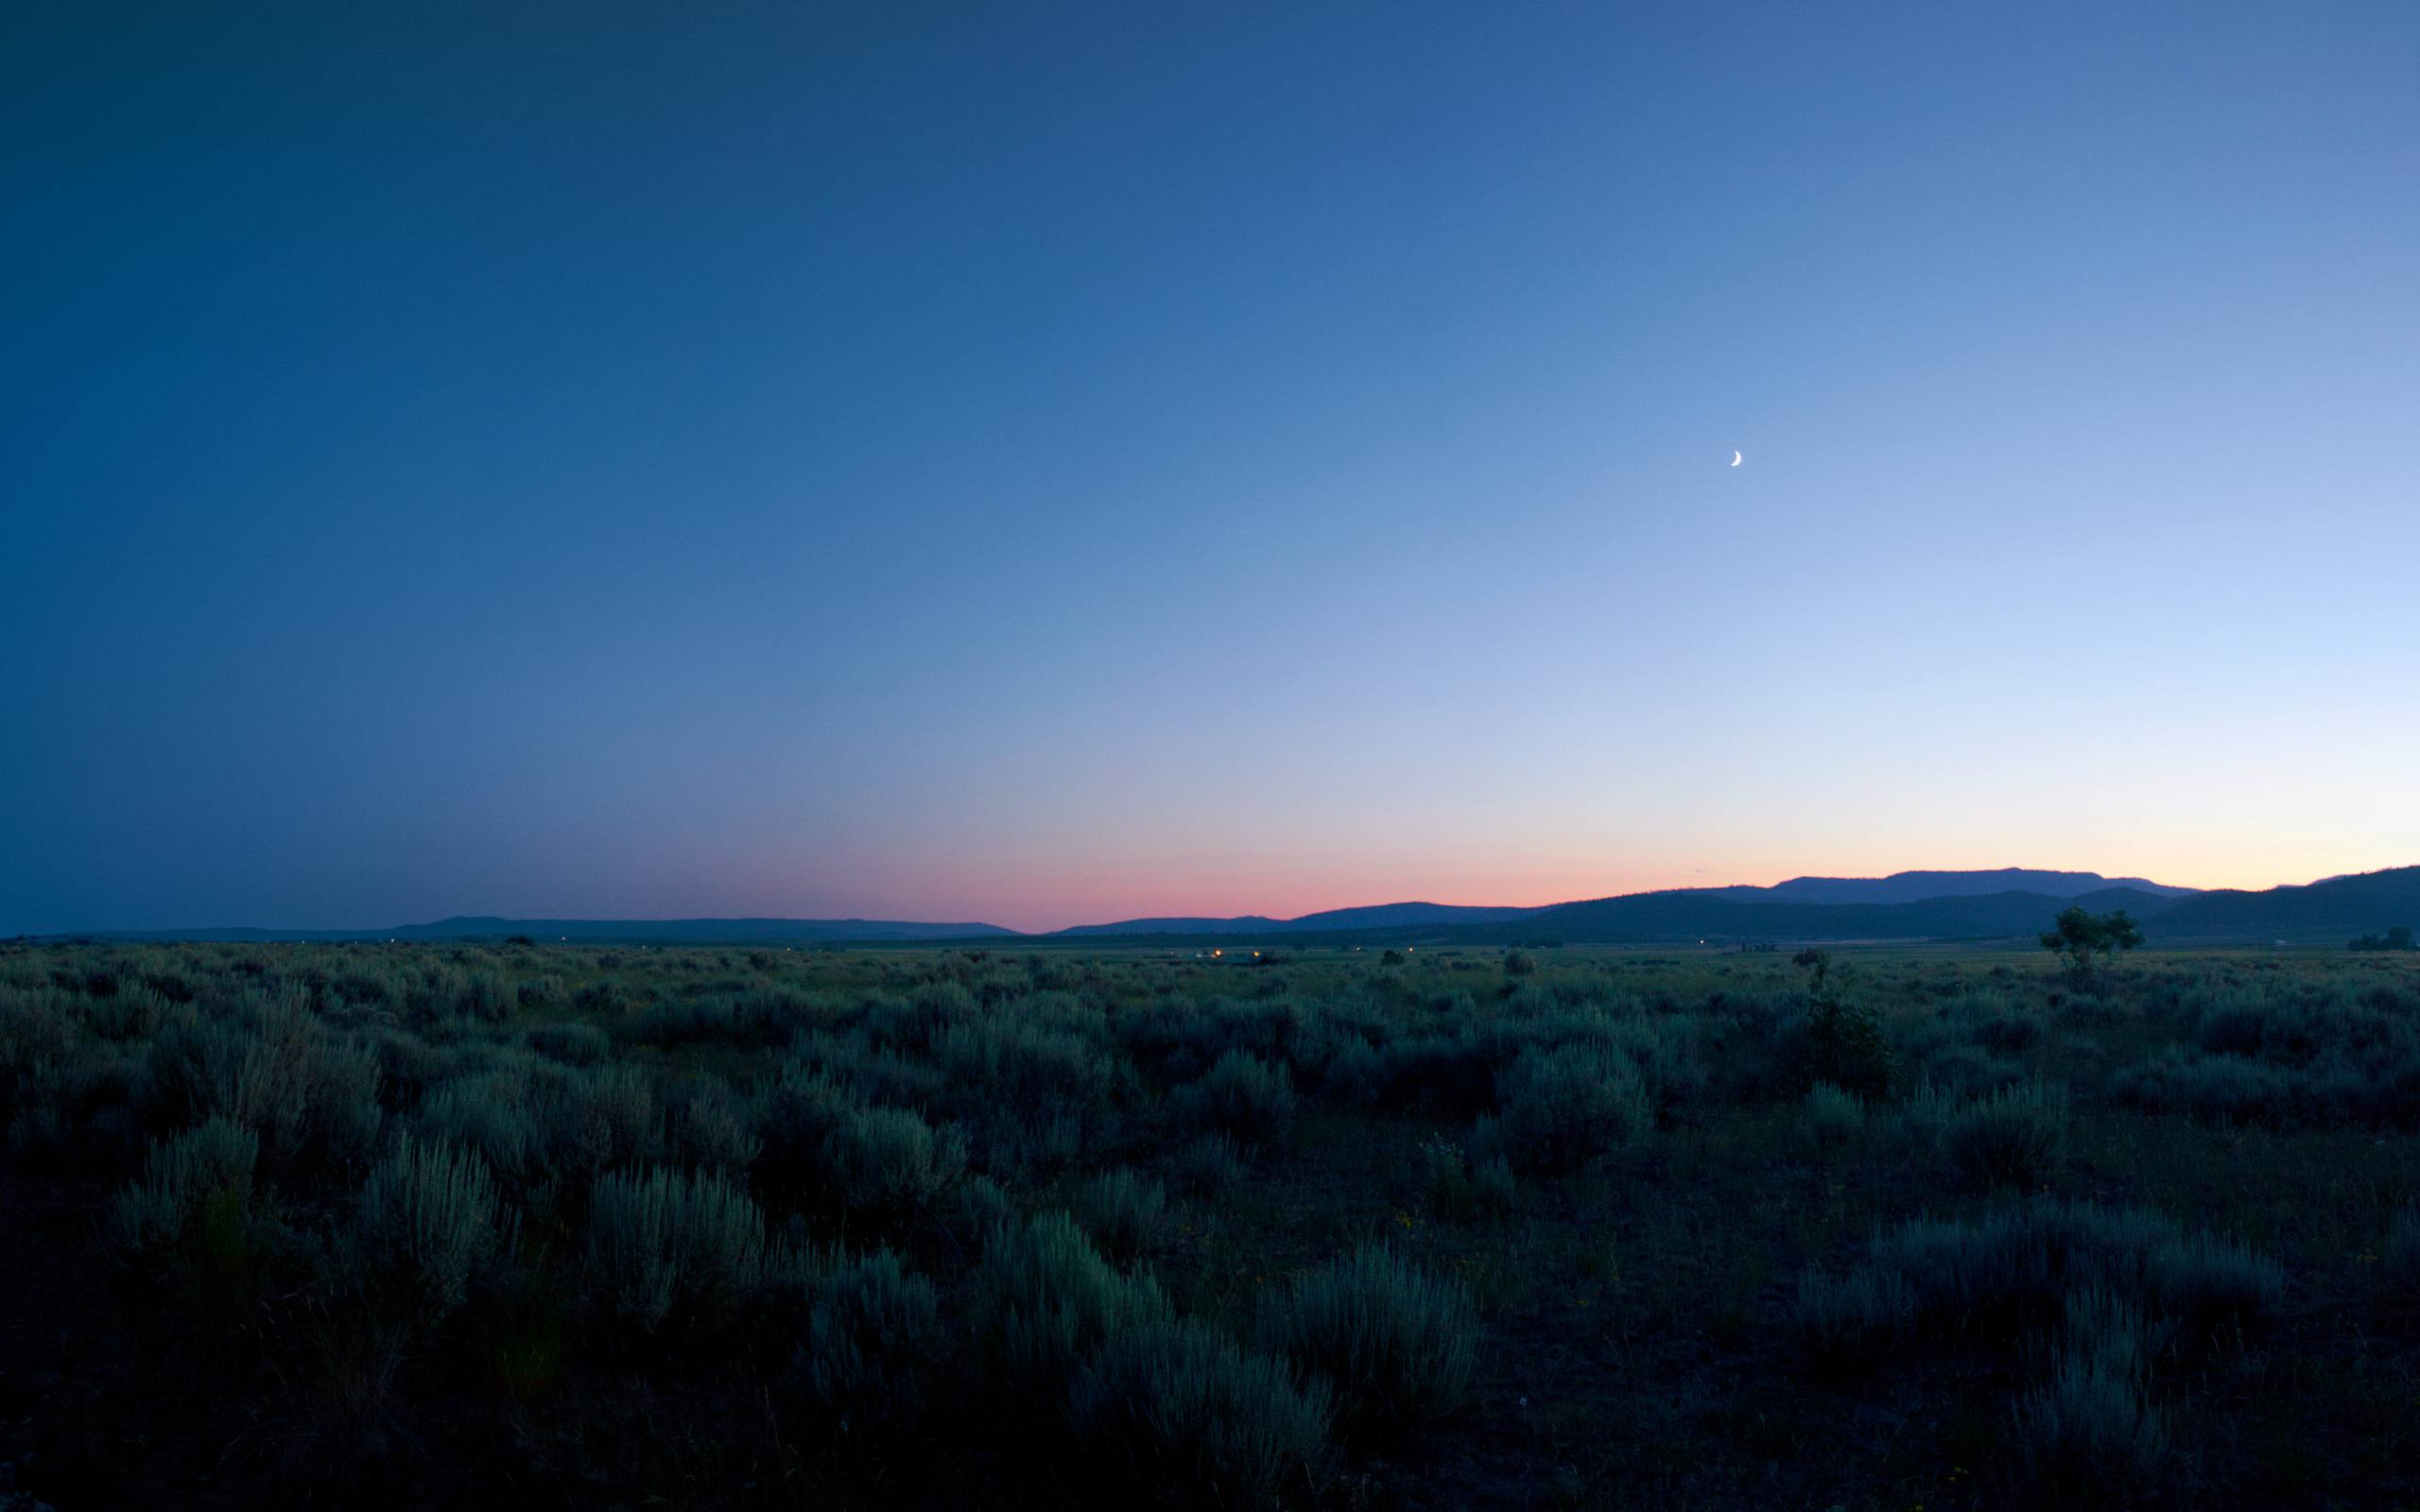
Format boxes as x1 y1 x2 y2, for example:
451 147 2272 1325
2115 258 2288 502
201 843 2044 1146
1052 902 1532 936
1759 868 2197 903
42 868 2413 948
2130 867 2420 942
1440 886 2171 946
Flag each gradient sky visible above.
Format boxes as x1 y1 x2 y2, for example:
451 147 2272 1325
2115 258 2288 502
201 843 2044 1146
6 2 2416 934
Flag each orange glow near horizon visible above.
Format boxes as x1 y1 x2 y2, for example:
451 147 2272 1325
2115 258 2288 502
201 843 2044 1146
810 843 2400 936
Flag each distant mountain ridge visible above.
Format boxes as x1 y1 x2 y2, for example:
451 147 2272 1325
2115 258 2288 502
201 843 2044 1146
1060 870 2197 934
72 916 1020 944
1760 868 2199 904
1437 868 2413 947
1052 902 1532 936
39 868 2415 948
1445 886 2177 947
2134 867 2420 942
403 917 1022 943
1049 870 2197 940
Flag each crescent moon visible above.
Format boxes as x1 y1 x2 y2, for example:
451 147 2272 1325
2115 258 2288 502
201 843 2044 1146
1730 451 1742 467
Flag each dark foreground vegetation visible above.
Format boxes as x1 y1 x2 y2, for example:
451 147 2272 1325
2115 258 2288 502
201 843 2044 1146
3 939 2417 1509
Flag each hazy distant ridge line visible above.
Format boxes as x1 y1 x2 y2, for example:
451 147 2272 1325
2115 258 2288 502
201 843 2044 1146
59 866 2420 948
41 868 2417 947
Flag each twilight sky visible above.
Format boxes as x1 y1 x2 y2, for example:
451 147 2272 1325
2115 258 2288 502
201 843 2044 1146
5 2 2416 935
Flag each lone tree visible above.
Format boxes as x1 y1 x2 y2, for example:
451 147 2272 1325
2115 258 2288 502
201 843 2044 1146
1792 949 1895 1098
2039 906 2143 984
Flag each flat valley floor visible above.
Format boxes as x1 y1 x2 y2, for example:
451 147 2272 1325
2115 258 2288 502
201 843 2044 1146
3 939 2417 1509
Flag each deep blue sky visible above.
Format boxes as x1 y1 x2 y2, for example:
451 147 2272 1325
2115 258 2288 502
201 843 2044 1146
6 2 2415 933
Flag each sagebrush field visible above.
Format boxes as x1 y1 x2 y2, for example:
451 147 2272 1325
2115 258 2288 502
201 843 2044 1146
3 939 2416 1508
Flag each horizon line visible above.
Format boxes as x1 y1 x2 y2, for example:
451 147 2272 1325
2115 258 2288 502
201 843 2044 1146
19 861 2397 940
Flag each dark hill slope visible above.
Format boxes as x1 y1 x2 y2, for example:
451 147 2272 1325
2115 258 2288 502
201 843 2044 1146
1288 902 1537 930
1450 887 2178 945
393 917 1019 943
2142 868 2420 942
75 917 1019 944
1761 868 2197 904
1054 902 1531 936
1052 915 1288 936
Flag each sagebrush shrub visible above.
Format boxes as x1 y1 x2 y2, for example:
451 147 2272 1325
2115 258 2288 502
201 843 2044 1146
1855 1200 2277 1342
2111 1047 2286 1124
791 1031 948 1110
452 970 512 1023
1070 1314 1334 1510
0 991 78 1125
671 1077 763 1175
562 1062 659 1175
584 1165 768 1334
966 1209 1327 1504
973 1211 1171 1422
115 1116 258 1256
1919 1043 2023 1100
1255 1244 1476 1436
140 996 384 1170
1601 1014 1706 1110
2014 1290 2165 1495
2059 1286 2151 1381
5 1040 144 1172
2144 1231 2285 1340
6 1102 72 1168
1804 991 1896 1099
1419 1134 1471 1218
1804 1081 1865 1147
897 981 982 1048
331 970 392 1006
417 1068 549 1189
1488 1042 1651 1173
1171 1132 1247 1195
1975 1012 2042 1055
821 1105 965 1214
1317 1038 1384 1105
523 1022 609 1067
355 1132 512 1320
1943 1081 2068 1191
951 1172 1017 1240
936 1018 1114 1123
751 1060 860 1194
86 983 169 1042
1179 1052 1296 1148
571 981 625 1017
1794 1266 1913 1368
798 1247 940 1436
363 1027 459 1108
638 984 815 1049
1471 1156 1517 1216
414 1055 659 1192
1075 1166 1167 1263
1866 1202 2136 1336
1375 1033 1495 1115
2109 1043 2413 1128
